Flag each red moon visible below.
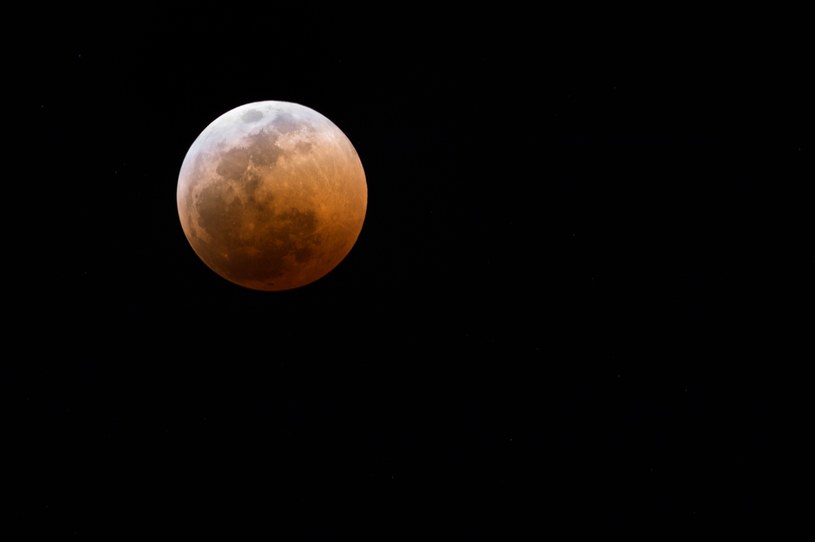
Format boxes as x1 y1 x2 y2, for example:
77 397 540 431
177 101 367 291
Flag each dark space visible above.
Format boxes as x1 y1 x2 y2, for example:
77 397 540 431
12 6 811 538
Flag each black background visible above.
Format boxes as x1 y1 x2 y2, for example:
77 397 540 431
14 6 811 538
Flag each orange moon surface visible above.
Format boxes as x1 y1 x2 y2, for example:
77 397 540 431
177 101 367 291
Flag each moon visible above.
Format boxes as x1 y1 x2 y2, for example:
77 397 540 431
177 101 367 291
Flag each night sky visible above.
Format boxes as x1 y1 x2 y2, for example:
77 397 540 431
16 7 811 538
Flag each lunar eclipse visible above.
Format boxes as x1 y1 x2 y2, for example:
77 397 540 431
177 100 367 291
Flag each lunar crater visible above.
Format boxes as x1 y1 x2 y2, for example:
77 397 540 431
241 109 263 123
